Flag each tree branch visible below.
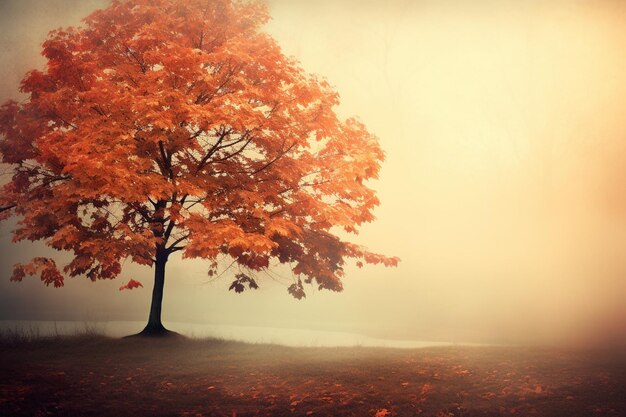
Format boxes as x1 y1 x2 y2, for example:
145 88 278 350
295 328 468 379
210 132 255 164
249 141 297 176
166 233 190 251
0 204 16 213
194 128 230 173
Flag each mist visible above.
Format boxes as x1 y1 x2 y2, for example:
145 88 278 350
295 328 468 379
1 0 625 347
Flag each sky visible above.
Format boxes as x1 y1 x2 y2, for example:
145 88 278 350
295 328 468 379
0 0 625 345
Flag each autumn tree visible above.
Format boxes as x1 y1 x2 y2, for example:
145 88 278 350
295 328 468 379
0 0 398 336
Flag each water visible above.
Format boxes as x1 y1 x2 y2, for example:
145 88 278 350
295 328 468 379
0 320 458 348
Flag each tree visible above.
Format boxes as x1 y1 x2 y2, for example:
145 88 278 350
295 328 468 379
0 0 399 336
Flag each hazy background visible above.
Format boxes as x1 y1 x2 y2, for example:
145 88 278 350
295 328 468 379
1 0 625 345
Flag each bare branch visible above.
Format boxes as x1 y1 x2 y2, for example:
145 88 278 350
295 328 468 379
166 233 190 251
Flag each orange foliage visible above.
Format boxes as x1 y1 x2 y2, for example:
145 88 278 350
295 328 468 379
0 0 398 298
119 279 144 291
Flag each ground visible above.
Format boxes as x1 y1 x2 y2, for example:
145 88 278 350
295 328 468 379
0 334 624 416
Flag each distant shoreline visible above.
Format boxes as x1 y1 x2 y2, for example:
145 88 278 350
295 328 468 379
0 319 480 348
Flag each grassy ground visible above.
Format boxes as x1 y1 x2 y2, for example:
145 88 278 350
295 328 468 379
0 333 624 417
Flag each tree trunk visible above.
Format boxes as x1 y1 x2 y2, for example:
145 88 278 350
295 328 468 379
140 250 170 336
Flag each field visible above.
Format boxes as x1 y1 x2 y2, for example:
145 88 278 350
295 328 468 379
0 334 624 417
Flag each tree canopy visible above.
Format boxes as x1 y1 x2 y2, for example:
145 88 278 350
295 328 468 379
0 0 398 306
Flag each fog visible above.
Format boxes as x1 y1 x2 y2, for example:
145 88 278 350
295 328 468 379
1 0 625 346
